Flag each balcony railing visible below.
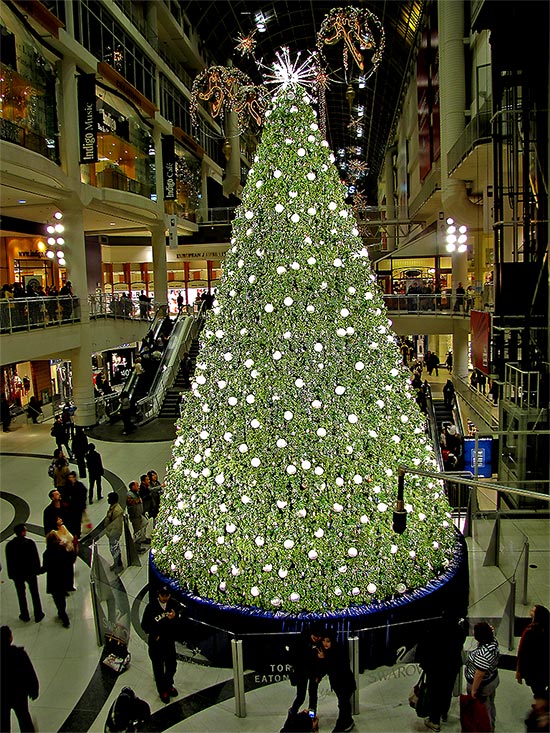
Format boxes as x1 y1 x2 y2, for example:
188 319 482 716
447 101 492 175
0 296 80 333
382 293 483 315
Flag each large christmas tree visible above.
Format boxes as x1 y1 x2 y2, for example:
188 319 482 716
152 76 456 615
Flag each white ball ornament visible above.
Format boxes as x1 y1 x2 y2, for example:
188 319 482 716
307 172 316 181
283 331 292 340
278 569 288 578
217 536 225 545
248 275 256 284
301 459 311 470
297 509 307 518
215 474 225 485
307 256 316 265
276 266 286 275
367 583 377 594
219 582 227 591
217 380 227 389
224 352 233 361
275 203 284 213
316 428 326 438
273 351 282 360
334 587 342 596
333 503 343 512
355 362 364 371
277 438 287 448
286 464 297 475
348 414 358 424
201 468 211 477
304 237 313 245
328 202 337 211
306 305 315 313
277 500 287 509
308 550 318 560
314 343 323 352
284 411 293 421
360 515 369 524
291 261 300 270
291 213 300 223
337 328 347 337
255 180 263 188
223 432 233 441
228 397 238 406
290 592 300 602
273 169 282 178
339 209 349 218
335 477 344 487
391 544 398 554
184 550 193 560
311 400 322 409
238 443 248 453
226 523 236 533
246 394 255 404
210 565 218 574
333 258 343 267
348 547 358 557
353 474 363 484
297 148 306 157
250 419 260 429
255 536 264 546
307 207 317 215
200 430 209 439
245 210 254 219
377 502 388 512
251 587 260 597
263 564 273 571
295 378 304 388
284 297 293 306
335 385 346 396
314 466 324 476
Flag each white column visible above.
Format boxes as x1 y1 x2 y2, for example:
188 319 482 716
453 327 469 382
384 147 396 252
151 224 168 306
58 57 81 183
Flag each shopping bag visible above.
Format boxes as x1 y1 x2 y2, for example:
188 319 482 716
409 671 429 718
459 693 491 732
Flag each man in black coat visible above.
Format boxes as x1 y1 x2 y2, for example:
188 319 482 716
0 625 40 731
5 524 45 623
86 443 104 503
141 586 182 704
43 489 67 536
288 624 324 716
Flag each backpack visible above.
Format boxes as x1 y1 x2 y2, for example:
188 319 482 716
48 461 56 479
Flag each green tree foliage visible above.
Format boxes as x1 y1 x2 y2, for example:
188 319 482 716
152 87 455 613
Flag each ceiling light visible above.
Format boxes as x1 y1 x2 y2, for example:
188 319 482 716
54 211 63 220
47 237 56 245
54 224 64 233
47 225 55 234
56 238 65 245
46 251 55 259
18 199 26 204
58 258 66 266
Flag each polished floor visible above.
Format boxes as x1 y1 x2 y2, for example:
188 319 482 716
1 372 547 733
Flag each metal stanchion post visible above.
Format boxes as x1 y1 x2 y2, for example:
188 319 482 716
89 542 103 647
231 638 246 718
522 540 530 606
348 635 360 716
508 578 516 651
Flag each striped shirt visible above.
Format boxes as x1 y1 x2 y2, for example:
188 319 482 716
465 640 500 683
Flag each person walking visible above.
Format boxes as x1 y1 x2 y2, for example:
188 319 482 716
126 481 149 553
141 586 182 703
104 492 124 572
119 391 135 435
50 415 72 457
65 471 87 538
71 426 89 479
454 281 466 312
0 625 39 732
516 605 549 699
86 443 104 503
465 622 500 731
287 624 324 716
1 393 12 432
43 489 67 536
42 531 73 627
320 633 356 733
5 524 45 623
416 613 467 732
26 396 43 424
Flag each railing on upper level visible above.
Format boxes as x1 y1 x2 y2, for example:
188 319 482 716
88 293 158 321
381 292 484 315
0 296 81 333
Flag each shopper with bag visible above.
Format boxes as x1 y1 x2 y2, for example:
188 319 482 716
415 613 467 731
464 622 500 731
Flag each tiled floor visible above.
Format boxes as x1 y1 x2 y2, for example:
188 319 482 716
1 378 546 733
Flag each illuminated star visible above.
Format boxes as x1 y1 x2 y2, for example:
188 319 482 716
235 30 257 57
263 47 318 92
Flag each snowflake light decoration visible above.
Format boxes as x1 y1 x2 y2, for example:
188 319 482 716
235 30 257 57
349 159 370 176
263 47 318 92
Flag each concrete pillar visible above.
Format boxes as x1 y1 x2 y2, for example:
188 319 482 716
222 108 241 198
69 328 96 426
384 147 396 252
200 164 209 222
58 57 81 183
438 1 479 293
151 224 168 306
453 326 469 382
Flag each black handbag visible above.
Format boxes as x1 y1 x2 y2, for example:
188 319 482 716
408 671 429 718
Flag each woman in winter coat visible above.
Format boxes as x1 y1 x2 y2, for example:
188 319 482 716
516 605 549 699
42 530 74 627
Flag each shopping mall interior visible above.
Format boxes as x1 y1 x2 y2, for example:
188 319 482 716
0 1 548 732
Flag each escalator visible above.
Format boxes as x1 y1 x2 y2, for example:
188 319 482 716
158 336 200 418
